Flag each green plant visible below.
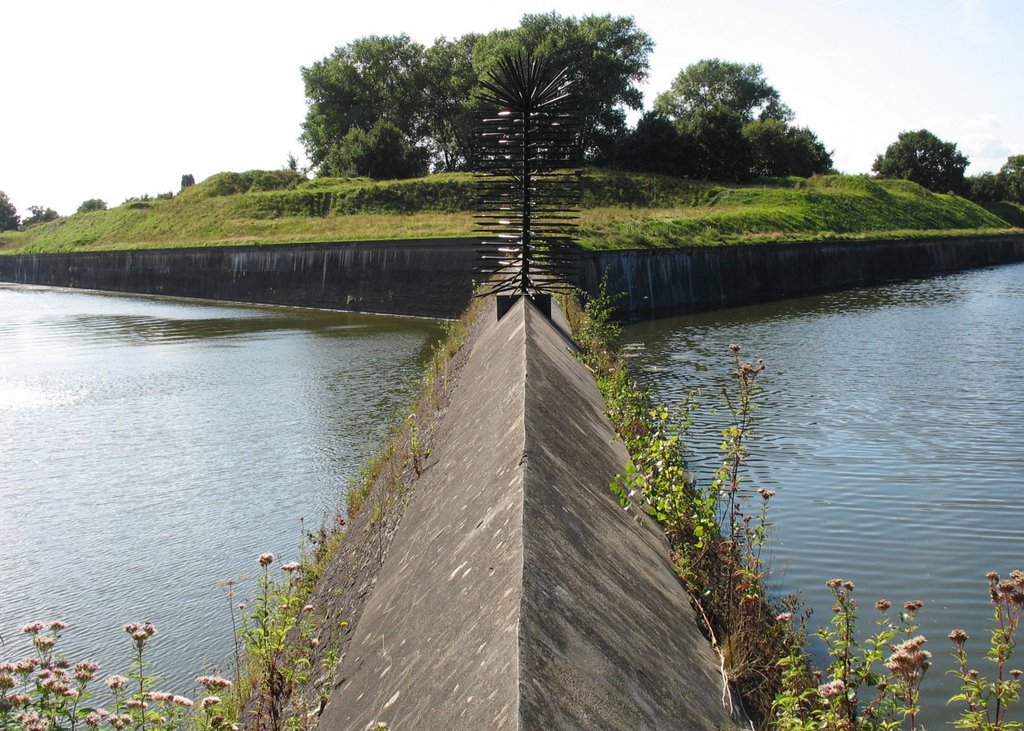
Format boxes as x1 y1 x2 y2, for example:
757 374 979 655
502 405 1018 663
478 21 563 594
241 554 315 731
948 571 1024 730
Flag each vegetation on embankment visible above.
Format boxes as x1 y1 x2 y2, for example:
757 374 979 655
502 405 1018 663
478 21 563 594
1 169 1019 255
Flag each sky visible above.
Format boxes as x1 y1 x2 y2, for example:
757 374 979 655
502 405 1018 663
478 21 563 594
2 0 1022 217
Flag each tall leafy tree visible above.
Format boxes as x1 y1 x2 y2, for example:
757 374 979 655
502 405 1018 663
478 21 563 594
473 14 652 162
0 191 19 231
300 34 428 171
421 35 481 172
299 14 652 174
649 58 829 181
324 119 428 179
654 58 792 125
743 119 833 177
998 154 1024 202
872 129 969 193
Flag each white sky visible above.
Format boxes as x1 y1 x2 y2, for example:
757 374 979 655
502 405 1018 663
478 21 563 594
2 0 1021 217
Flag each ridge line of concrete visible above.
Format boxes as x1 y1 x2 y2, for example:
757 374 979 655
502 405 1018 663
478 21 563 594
515 298 748 729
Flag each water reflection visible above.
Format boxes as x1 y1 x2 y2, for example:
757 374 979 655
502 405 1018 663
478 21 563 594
622 263 1024 725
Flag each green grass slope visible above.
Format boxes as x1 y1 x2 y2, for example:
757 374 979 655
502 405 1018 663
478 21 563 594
1 170 1018 254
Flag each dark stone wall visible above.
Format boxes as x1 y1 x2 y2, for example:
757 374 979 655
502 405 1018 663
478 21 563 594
579 234 1024 318
0 239 478 319
2 234 1023 319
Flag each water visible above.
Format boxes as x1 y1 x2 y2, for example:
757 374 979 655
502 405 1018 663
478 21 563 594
621 262 1024 725
0 285 444 691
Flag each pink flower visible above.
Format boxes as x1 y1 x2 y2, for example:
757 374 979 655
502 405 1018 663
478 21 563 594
196 675 233 690
201 696 222 709
258 553 274 566
172 696 193 708
48 621 67 632
21 622 44 635
106 675 129 690
775 612 793 623
281 562 302 572
817 679 846 698
74 662 100 681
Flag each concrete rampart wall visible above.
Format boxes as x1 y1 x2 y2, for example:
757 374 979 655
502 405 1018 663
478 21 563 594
580 234 1024 317
0 239 477 319
317 297 745 729
2 234 1022 319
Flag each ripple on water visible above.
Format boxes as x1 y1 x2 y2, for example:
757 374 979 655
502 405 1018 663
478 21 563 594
622 262 1024 725
0 286 443 692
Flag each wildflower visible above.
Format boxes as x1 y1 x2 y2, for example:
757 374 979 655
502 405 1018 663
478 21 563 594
1011 669 1022 680
987 571 1000 582
258 553 274 566
729 343 741 353
817 679 846 698
0 674 15 690
15 710 46 731
303 605 314 613
48 621 67 632
826 578 843 589
74 661 100 681
756 487 775 500
281 562 302 572
196 675 233 690
127 699 147 710
885 635 931 682
903 600 924 612
843 580 855 591
32 636 56 652
146 692 174 702
14 659 38 674
775 612 793 623
8 694 30 707
875 599 891 611
106 675 129 690
948 629 969 646
202 696 222 709
172 696 193 708
21 622 44 635
84 712 104 727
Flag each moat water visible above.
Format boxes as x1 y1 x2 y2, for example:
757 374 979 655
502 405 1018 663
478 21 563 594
0 285 444 692
621 261 1024 725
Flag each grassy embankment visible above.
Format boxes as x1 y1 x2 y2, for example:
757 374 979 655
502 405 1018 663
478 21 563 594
2 169 1021 254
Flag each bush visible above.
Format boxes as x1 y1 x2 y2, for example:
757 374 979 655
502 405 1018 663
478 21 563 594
76 198 107 213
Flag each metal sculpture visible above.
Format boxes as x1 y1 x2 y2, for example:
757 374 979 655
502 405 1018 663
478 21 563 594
474 53 580 315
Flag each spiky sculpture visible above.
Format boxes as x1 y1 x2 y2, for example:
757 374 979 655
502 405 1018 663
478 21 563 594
474 53 580 304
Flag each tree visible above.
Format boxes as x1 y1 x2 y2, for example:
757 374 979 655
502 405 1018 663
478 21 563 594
23 205 59 227
299 14 653 174
0 191 19 231
324 119 428 179
743 119 833 177
685 106 754 182
650 58 830 181
300 34 428 172
998 154 1024 202
872 129 969 194
473 13 653 162
615 111 695 176
180 174 195 189
654 58 792 126
77 198 107 213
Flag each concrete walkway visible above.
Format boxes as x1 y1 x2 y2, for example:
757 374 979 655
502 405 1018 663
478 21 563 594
318 297 747 729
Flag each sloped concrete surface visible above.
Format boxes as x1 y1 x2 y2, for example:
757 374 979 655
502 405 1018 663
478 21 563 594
318 297 746 729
